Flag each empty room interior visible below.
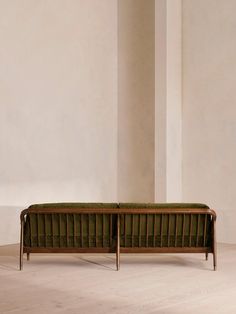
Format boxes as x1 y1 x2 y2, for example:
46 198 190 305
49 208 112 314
1 0 236 313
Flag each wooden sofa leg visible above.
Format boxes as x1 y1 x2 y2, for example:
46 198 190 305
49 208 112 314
116 214 120 271
19 219 23 271
213 252 217 271
205 252 208 260
27 253 30 261
116 249 120 271
213 217 217 271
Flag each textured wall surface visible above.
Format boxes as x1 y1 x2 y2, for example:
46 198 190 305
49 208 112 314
1 0 236 245
0 0 118 209
183 0 236 243
155 0 182 202
118 0 155 202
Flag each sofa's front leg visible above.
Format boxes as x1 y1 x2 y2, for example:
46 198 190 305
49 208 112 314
19 218 24 271
27 253 30 261
213 217 217 271
205 252 208 260
116 214 120 271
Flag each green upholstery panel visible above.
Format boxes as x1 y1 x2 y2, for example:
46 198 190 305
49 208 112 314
23 203 212 249
24 213 116 248
120 213 212 248
29 203 118 209
119 203 209 209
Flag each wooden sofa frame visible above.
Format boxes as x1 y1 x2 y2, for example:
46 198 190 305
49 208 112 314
20 203 217 271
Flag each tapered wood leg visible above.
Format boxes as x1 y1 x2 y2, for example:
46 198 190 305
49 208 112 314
116 214 120 271
27 253 30 261
205 252 208 260
19 219 24 271
213 252 217 271
213 217 217 271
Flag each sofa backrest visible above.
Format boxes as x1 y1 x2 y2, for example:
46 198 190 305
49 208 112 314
23 203 118 248
22 202 215 249
119 203 213 248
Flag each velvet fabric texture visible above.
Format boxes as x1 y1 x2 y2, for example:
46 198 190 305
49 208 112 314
24 203 212 249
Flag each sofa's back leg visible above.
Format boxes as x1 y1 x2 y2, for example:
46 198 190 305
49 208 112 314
205 252 208 260
116 214 120 271
27 253 30 261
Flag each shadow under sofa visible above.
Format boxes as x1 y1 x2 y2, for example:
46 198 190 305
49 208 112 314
20 202 217 271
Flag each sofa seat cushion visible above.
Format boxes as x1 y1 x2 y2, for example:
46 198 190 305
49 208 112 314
119 203 209 209
29 202 118 210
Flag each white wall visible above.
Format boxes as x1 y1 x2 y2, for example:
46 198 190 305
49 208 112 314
0 0 118 207
0 0 157 245
1 0 236 245
155 0 182 202
0 206 22 246
0 0 118 245
183 0 236 243
118 0 155 202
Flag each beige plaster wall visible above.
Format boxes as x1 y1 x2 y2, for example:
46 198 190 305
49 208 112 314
183 0 236 243
0 0 157 245
155 0 167 202
118 0 155 202
0 0 118 209
155 0 182 202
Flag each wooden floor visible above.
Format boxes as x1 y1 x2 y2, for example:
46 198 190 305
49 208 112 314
0 243 236 314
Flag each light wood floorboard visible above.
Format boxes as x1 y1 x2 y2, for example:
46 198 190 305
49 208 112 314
0 243 235 314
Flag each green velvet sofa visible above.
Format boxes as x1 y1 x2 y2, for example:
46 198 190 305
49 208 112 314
20 203 217 271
